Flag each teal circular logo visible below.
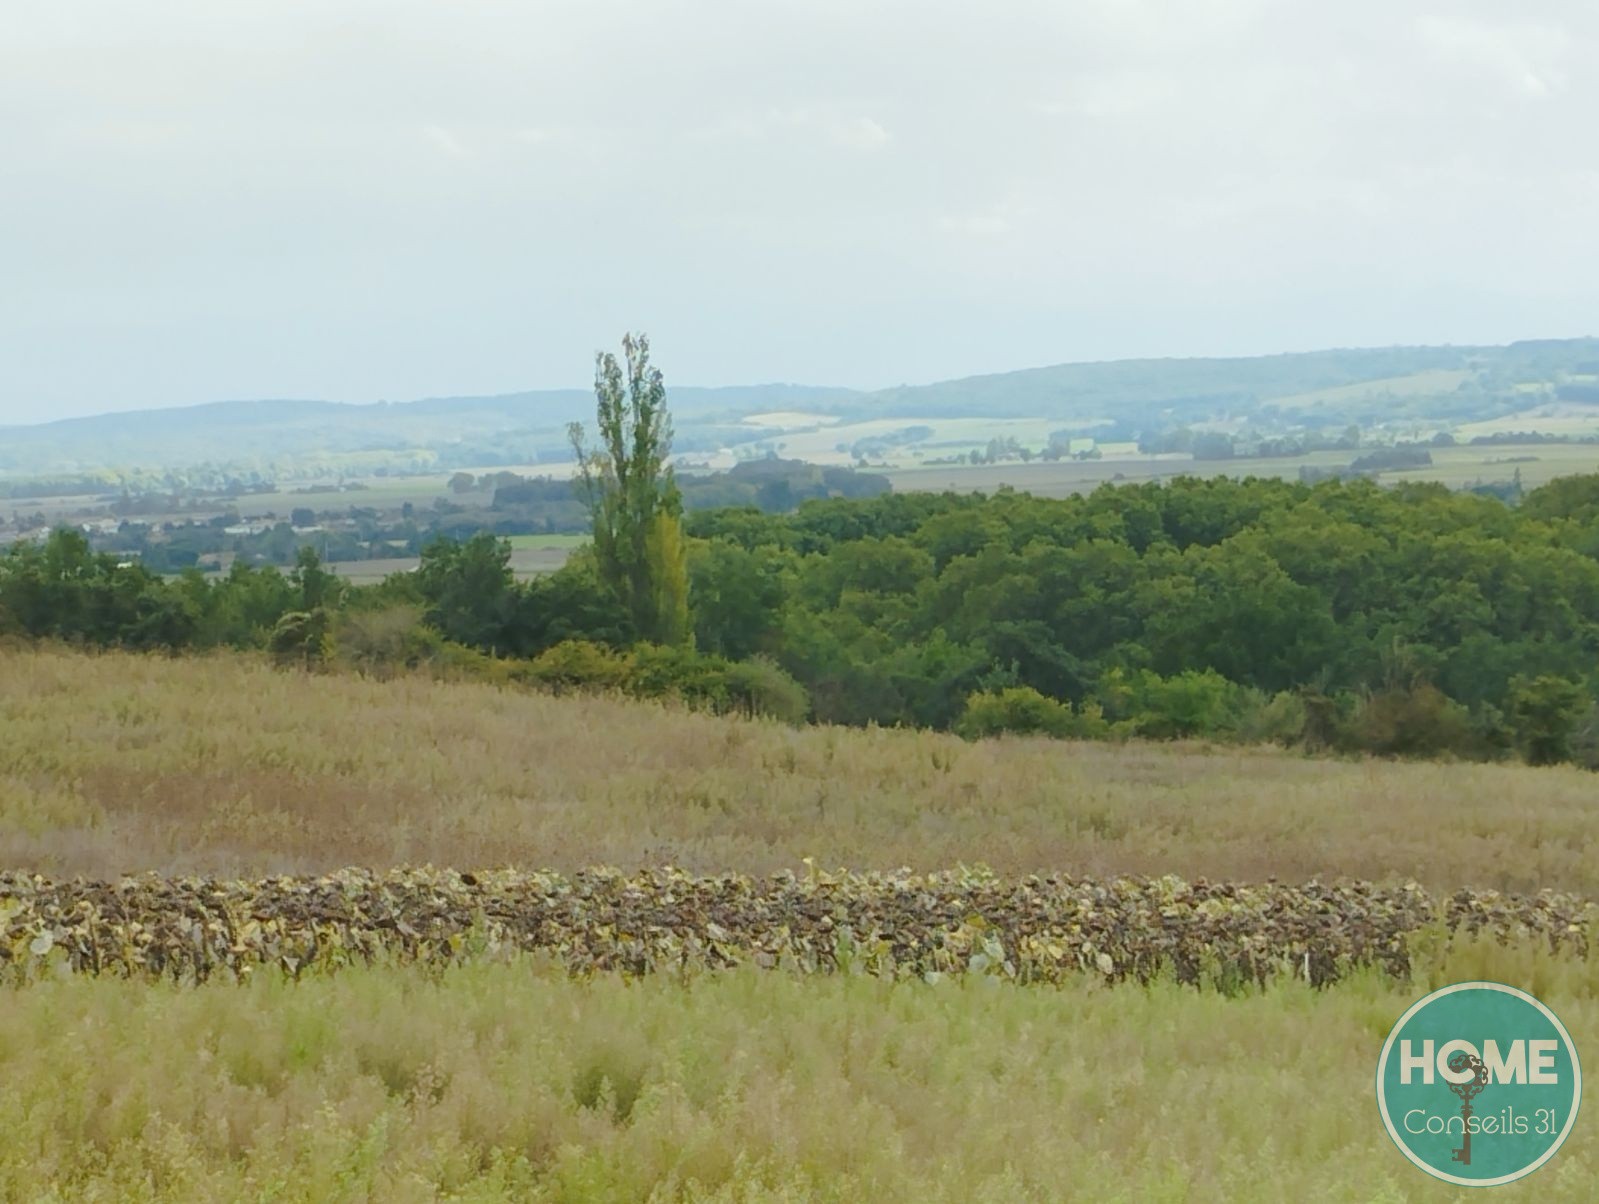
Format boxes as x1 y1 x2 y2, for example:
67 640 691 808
1376 982 1581 1186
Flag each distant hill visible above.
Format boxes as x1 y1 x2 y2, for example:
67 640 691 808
0 384 864 480
848 339 1599 422
3 338 1597 482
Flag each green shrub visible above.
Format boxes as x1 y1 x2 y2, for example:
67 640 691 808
526 640 635 693
1344 683 1476 759
724 655 811 724
333 604 444 676
1467 700 1516 762
955 686 1077 739
1233 689 1307 746
331 603 524 686
1100 668 1245 740
266 609 334 669
425 640 515 685
1071 699 1111 739
342 570 425 611
626 644 732 711
1508 674 1587 766
1569 703 1599 771
1297 689 1346 752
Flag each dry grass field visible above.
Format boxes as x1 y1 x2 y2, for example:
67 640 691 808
2 645 1596 890
5 644 1598 1201
883 441 1599 497
325 539 573 585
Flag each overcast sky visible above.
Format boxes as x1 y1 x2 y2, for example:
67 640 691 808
3 1 1597 424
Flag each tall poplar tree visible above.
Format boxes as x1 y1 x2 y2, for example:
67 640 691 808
568 333 690 646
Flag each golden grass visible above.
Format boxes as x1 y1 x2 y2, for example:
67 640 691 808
1 645 1595 892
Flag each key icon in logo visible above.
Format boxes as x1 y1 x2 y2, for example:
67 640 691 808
1447 1051 1490 1167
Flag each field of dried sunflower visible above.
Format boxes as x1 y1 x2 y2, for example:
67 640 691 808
2 866 1595 989
3 645 1598 1201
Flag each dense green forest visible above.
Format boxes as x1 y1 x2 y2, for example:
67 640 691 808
7 471 1599 767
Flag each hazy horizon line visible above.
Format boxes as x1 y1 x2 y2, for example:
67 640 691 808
4 331 1595 432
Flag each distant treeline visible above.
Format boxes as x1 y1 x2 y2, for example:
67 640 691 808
1138 429 1599 463
74 459 891 572
490 457 889 518
7 472 1599 767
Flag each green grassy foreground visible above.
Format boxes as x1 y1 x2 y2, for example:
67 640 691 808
2 941 1595 1203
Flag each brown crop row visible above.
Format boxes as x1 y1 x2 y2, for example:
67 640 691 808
1 866 1592 988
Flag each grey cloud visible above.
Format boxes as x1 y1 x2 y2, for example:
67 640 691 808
1 1 1596 422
